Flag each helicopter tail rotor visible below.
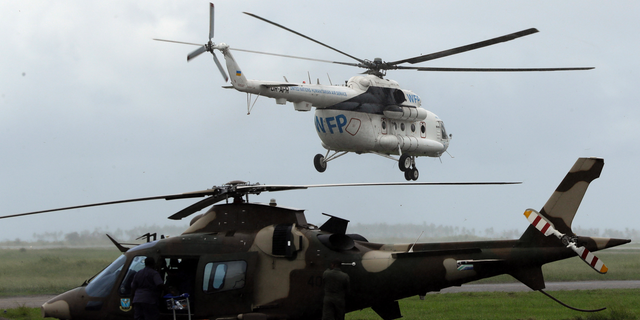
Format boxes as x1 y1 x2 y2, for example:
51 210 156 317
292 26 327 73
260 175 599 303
156 3 228 82
524 208 609 274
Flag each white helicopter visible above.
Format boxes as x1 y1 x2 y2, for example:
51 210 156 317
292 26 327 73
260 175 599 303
156 4 592 181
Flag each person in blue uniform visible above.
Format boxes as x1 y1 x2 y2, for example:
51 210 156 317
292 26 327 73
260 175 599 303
131 257 164 320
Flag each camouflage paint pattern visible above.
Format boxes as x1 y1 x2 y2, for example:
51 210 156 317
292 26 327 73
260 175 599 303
41 158 630 320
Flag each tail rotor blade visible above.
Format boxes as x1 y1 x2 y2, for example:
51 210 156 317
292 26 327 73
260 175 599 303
523 209 608 274
209 3 215 40
212 52 229 82
188 46 207 62
524 209 563 239
567 243 608 274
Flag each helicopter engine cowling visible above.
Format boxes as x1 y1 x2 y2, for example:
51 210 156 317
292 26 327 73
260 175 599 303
383 105 428 121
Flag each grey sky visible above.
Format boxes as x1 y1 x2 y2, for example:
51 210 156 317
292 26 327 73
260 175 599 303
2 1 638 241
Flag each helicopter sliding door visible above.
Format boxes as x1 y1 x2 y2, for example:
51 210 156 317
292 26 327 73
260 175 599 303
195 252 258 316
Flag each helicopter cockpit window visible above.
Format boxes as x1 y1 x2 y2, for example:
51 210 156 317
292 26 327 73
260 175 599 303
118 256 147 296
439 122 448 139
86 254 126 298
203 261 247 293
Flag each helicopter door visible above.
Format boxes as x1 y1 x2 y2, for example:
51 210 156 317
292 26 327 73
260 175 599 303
195 252 258 316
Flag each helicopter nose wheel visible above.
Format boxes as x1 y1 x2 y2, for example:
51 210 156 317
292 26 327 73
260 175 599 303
314 154 327 173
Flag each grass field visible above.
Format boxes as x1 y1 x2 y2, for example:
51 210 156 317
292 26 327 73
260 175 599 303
346 289 640 320
0 248 121 297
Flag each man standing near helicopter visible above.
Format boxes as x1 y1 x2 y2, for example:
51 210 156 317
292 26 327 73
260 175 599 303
131 257 164 320
322 260 350 320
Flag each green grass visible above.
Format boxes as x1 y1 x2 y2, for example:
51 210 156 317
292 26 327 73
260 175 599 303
1 304 46 320
346 289 640 320
0 248 121 297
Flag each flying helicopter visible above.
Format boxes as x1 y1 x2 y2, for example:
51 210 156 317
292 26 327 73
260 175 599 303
156 4 593 180
1 157 630 320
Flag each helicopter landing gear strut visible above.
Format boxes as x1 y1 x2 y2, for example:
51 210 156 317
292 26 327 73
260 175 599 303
314 150 348 173
398 154 419 181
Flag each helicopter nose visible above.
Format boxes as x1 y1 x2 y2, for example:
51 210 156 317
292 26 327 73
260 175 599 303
42 299 71 319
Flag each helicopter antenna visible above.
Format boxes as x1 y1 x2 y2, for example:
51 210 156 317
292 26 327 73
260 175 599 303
307 71 311 84
408 230 425 253
327 73 333 85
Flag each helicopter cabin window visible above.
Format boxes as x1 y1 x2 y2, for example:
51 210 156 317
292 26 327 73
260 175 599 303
118 256 147 296
400 123 405 131
411 123 416 132
86 255 127 298
203 261 247 293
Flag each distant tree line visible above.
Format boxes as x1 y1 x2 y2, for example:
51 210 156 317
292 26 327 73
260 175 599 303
2 223 639 247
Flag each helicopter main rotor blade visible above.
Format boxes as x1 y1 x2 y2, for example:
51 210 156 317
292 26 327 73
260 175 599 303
242 181 522 192
396 66 594 72
230 48 360 67
167 181 522 220
243 12 365 65
154 38 203 47
0 188 221 220
387 28 539 66
1 181 520 221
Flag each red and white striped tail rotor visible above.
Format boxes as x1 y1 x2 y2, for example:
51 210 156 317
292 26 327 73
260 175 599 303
523 209 608 274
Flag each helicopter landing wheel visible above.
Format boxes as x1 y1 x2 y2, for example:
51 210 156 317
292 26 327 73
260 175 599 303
398 154 411 172
404 167 419 181
314 154 327 173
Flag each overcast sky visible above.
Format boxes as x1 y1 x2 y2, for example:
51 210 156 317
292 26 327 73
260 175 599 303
2 1 638 242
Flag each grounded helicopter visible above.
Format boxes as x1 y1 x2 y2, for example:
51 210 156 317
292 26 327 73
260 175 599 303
156 4 593 180
2 157 630 319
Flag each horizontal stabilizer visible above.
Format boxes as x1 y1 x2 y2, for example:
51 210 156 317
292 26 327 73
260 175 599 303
393 247 481 259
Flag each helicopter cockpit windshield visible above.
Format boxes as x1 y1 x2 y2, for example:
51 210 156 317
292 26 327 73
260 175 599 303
85 255 126 298
439 121 449 140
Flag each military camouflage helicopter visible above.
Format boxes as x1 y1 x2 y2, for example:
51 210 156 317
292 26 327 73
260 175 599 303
1 157 629 319
155 4 592 180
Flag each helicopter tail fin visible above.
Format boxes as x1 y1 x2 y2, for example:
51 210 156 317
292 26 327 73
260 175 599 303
222 49 248 88
516 158 630 282
519 157 603 244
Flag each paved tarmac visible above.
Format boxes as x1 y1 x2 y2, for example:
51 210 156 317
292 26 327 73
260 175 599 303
1 281 639 310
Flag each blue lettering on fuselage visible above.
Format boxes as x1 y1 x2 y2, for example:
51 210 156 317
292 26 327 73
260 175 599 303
315 114 347 134
406 93 421 104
